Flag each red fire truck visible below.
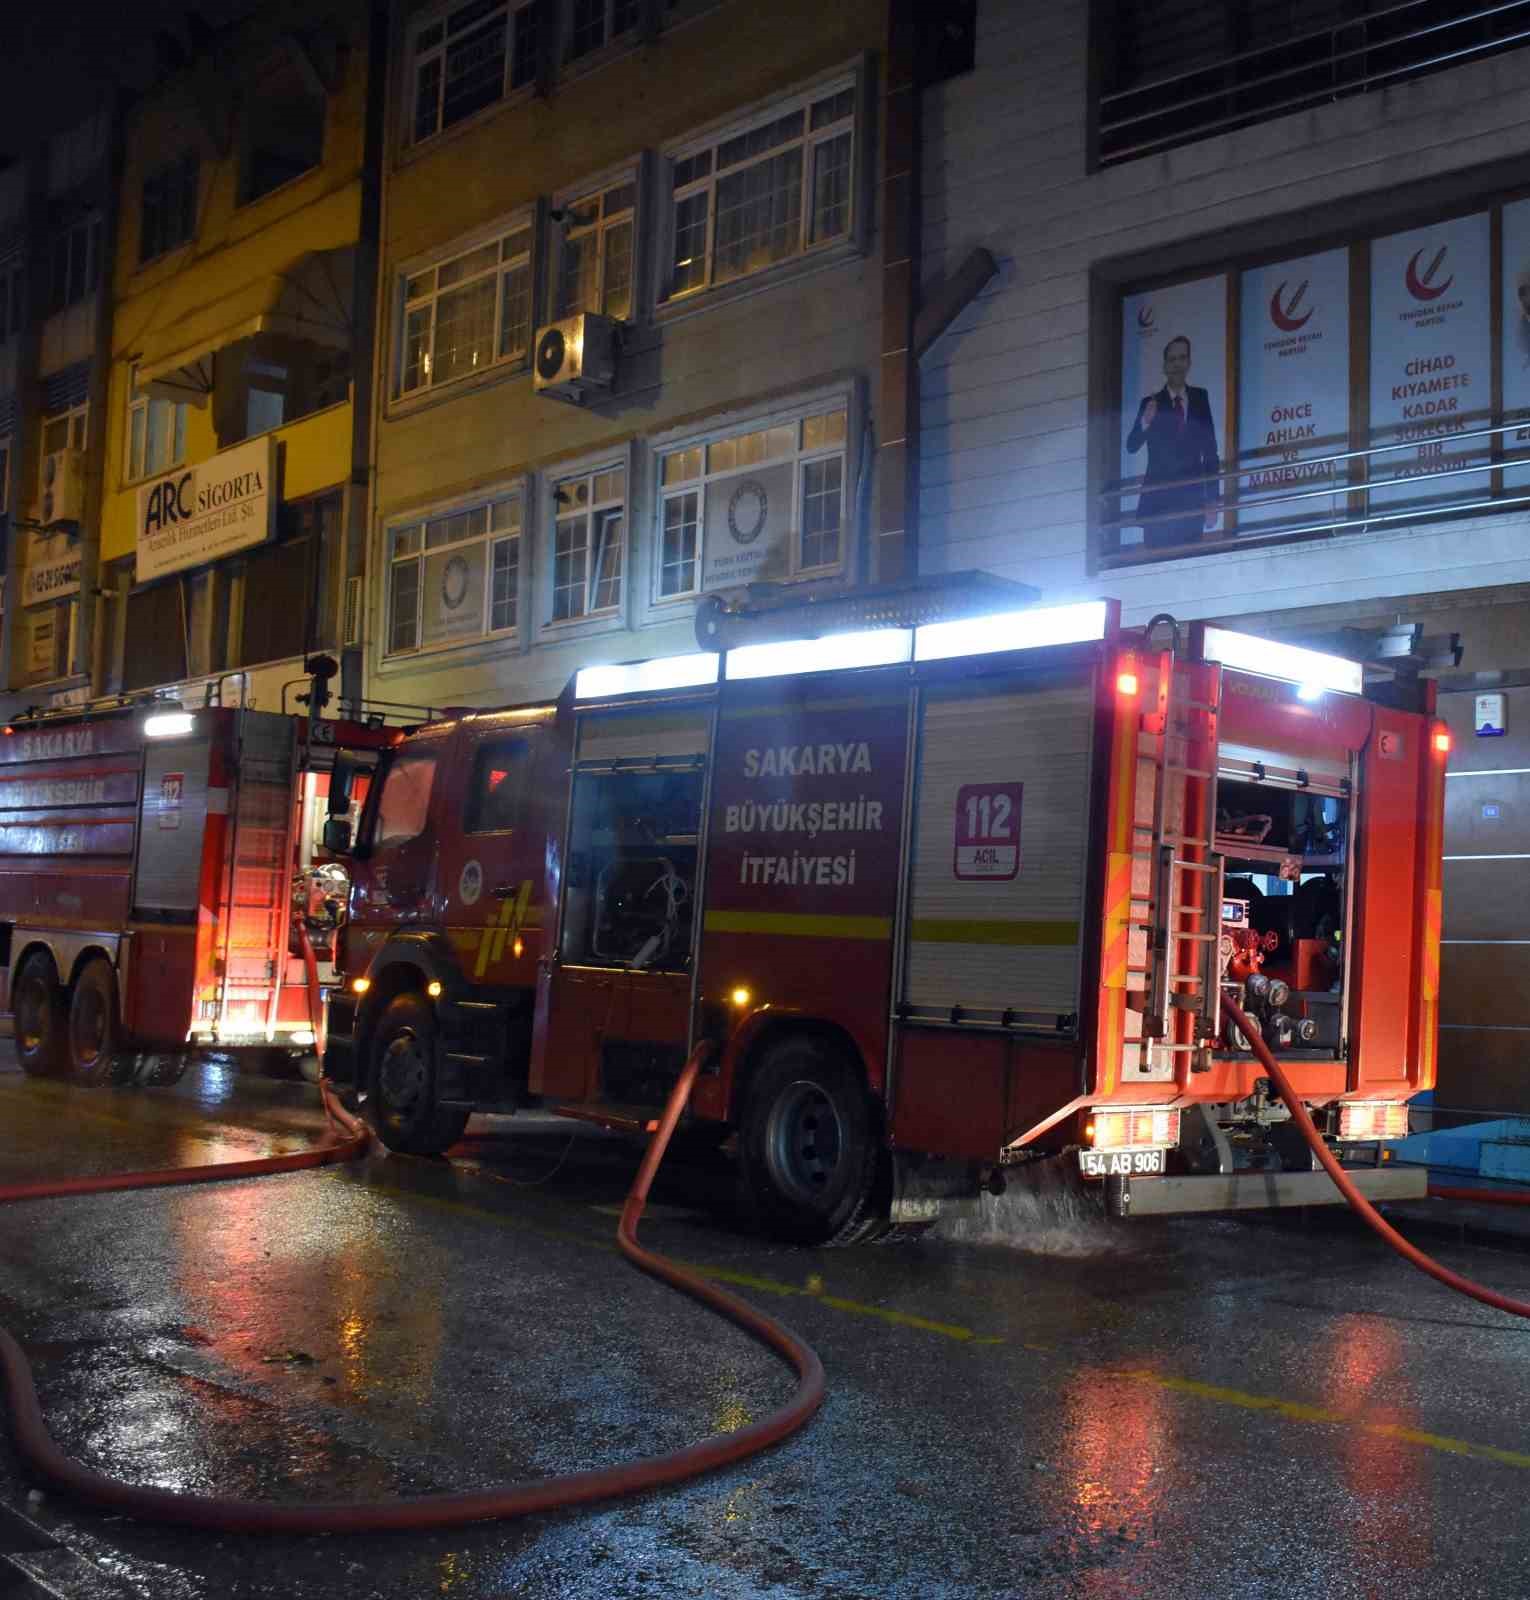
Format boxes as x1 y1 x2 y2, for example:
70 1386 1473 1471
2 664 393 1084
321 592 1444 1242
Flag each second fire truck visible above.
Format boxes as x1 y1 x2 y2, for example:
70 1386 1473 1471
319 589 1444 1242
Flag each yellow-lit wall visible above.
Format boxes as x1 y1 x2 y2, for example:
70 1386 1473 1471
374 0 886 710
100 8 369 569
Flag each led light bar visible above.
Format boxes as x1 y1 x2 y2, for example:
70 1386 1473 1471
1202 626 1363 697
725 627 913 681
913 599 1109 663
143 711 195 739
574 652 719 699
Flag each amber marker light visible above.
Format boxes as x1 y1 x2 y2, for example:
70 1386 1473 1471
1116 671 1139 696
512 936 524 959
352 977 371 994
1433 727 1453 755
730 986 752 1008
426 980 443 998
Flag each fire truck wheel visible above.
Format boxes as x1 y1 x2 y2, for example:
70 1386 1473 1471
67 959 121 1086
14 952 67 1078
738 1036 880 1246
366 993 471 1155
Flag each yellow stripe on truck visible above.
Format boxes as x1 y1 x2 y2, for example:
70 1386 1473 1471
705 911 892 940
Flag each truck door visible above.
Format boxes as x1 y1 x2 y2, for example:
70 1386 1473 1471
436 725 541 988
531 706 710 1108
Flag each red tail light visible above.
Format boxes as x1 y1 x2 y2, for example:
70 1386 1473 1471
1087 1106 1180 1150
1338 1101 1409 1140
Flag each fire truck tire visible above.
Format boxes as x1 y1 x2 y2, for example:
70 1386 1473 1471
14 953 66 1078
366 993 471 1155
738 1036 880 1246
66 960 120 1086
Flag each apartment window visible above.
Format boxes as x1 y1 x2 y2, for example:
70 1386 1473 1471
140 150 199 262
551 465 624 622
410 0 540 145
48 217 101 314
399 222 533 397
127 368 186 482
387 491 522 656
0 259 22 343
657 406 846 598
553 178 635 323
566 0 642 62
239 59 324 205
122 578 188 692
666 82 855 301
41 404 87 464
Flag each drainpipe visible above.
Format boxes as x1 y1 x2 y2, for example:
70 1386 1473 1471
877 0 920 584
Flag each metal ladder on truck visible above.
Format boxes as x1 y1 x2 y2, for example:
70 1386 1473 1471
1130 633 1224 1079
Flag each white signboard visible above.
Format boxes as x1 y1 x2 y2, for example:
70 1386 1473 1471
422 544 486 646
700 459 796 591
1237 249 1350 530
1499 197 1530 492
1368 213 1492 510
135 436 275 582
22 533 82 604
1119 275 1228 550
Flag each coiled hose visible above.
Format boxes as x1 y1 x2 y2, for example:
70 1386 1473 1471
0 1044 826 1532
1222 995 1530 1321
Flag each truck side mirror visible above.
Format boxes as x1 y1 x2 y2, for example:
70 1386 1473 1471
322 817 353 855
329 755 355 816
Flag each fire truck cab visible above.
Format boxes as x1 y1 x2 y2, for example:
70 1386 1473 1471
323 594 1443 1242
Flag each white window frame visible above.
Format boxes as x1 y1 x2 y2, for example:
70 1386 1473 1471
394 212 537 404
543 451 630 635
40 403 88 467
406 0 540 149
383 482 527 661
650 395 851 606
125 365 187 484
659 70 860 309
552 166 639 324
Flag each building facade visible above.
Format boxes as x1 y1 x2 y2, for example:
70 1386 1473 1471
368 0 898 712
93 1 381 713
919 1 1530 1111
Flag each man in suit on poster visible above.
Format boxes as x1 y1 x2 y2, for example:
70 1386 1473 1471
1125 334 1221 549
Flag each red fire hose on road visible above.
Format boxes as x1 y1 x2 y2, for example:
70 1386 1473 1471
0 1045 826 1532
1222 995 1530 1321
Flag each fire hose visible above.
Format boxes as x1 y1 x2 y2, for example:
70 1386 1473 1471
1222 994 1530 1321
0 1044 826 1532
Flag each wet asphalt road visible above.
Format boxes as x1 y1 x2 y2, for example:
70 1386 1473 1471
2 1050 1530 1599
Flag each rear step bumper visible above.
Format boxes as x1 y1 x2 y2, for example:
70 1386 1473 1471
1107 1165 1427 1218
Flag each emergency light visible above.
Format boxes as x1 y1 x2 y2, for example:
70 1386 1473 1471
1201 626 1363 698
574 652 719 699
143 711 195 738
724 628 913 681
913 599 1109 662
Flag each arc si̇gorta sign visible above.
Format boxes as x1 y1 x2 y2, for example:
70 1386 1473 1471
135 436 275 582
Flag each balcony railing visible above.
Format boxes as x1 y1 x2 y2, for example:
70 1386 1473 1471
1097 0 1530 167
1098 413 1530 567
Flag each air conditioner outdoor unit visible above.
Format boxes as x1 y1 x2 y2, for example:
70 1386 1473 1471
533 313 616 404
38 447 86 528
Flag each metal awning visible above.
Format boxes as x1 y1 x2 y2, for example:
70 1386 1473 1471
137 247 354 404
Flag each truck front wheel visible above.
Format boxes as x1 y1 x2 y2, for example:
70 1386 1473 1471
366 993 471 1155
738 1035 881 1246
14 952 66 1077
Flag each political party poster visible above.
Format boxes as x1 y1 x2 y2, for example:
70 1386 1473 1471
1500 198 1530 492
1119 275 1228 551
1237 248 1350 531
1368 213 1492 511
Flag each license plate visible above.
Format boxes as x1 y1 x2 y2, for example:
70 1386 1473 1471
1079 1148 1166 1178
